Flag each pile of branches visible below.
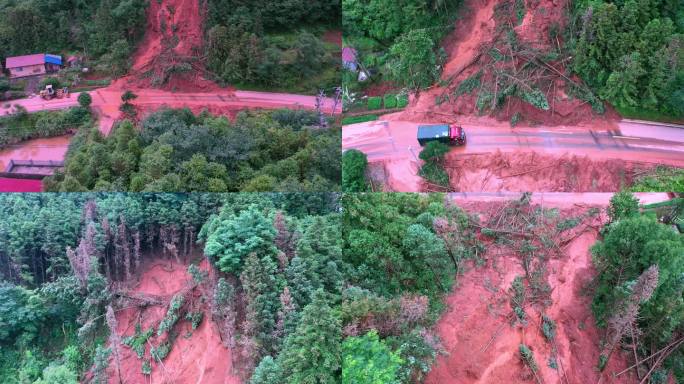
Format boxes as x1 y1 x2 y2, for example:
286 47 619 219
436 0 603 118
473 193 595 306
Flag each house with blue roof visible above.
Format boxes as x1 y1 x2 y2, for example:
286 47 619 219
5 53 63 78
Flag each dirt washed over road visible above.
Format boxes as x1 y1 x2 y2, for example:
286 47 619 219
342 119 684 191
424 199 636 384
112 259 241 384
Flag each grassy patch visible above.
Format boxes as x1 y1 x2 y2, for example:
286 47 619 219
397 94 409 108
341 114 379 125
614 105 684 124
367 96 382 110
628 166 684 192
383 94 398 109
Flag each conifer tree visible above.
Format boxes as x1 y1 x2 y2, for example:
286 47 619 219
277 289 341 384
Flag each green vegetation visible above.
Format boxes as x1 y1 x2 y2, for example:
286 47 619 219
44 108 340 192
568 0 684 117
341 114 379 125
77 92 92 108
592 191 684 380
0 193 343 383
367 96 382 110
628 166 684 192
343 0 463 89
205 0 340 94
0 0 147 76
0 107 92 149
342 149 369 192
383 94 398 109
341 193 483 382
418 141 451 189
0 193 227 383
342 330 403 384
519 344 539 372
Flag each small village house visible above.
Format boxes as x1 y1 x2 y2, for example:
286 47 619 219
5 54 62 78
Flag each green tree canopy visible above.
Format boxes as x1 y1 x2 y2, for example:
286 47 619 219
342 330 403 384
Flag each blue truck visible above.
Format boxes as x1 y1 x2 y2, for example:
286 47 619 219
417 124 466 146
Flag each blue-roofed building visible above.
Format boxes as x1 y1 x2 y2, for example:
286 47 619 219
5 53 63 78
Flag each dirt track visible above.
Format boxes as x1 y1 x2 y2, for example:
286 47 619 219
342 118 684 192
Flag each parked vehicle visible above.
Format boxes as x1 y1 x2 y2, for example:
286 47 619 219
417 124 466 146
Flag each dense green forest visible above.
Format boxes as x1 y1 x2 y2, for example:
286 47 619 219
340 193 483 382
44 108 341 192
0 0 147 76
342 0 464 90
592 192 684 381
205 0 341 93
0 193 341 383
568 0 684 118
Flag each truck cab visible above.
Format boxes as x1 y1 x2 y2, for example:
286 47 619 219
417 124 466 146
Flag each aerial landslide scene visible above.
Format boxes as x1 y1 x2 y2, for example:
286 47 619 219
0 193 344 383
341 0 684 192
2 192 682 384
0 0 342 192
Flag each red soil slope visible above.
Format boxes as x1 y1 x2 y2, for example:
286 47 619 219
445 150 648 192
110 0 222 92
110 258 241 384
424 204 635 384
396 0 619 126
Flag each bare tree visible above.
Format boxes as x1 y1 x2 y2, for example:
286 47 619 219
602 265 660 369
106 305 123 383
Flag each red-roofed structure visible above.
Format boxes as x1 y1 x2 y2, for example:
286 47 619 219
5 53 62 78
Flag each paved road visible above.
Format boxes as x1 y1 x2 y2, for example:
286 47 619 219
342 119 684 167
448 192 672 207
0 88 338 179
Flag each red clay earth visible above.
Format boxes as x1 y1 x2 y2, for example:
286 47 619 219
445 150 649 192
323 30 343 47
0 178 42 192
424 201 636 384
110 258 241 384
394 0 620 126
110 0 223 93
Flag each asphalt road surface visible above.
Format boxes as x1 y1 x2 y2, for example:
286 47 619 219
343 119 684 167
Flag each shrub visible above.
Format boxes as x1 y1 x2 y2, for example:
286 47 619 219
341 114 378 125
342 149 368 192
607 191 639 223
519 344 538 372
185 311 203 330
541 315 556 341
397 94 409 108
39 77 62 90
383 94 398 109
367 96 382 110
455 72 482 96
419 141 450 162
77 92 92 108
157 294 184 336
151 341 171 361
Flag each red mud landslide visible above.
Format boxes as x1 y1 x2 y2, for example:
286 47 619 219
111 259 241 384
395 0 620 126
110 0 223 92
446 150 647 192
424 204 635 384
